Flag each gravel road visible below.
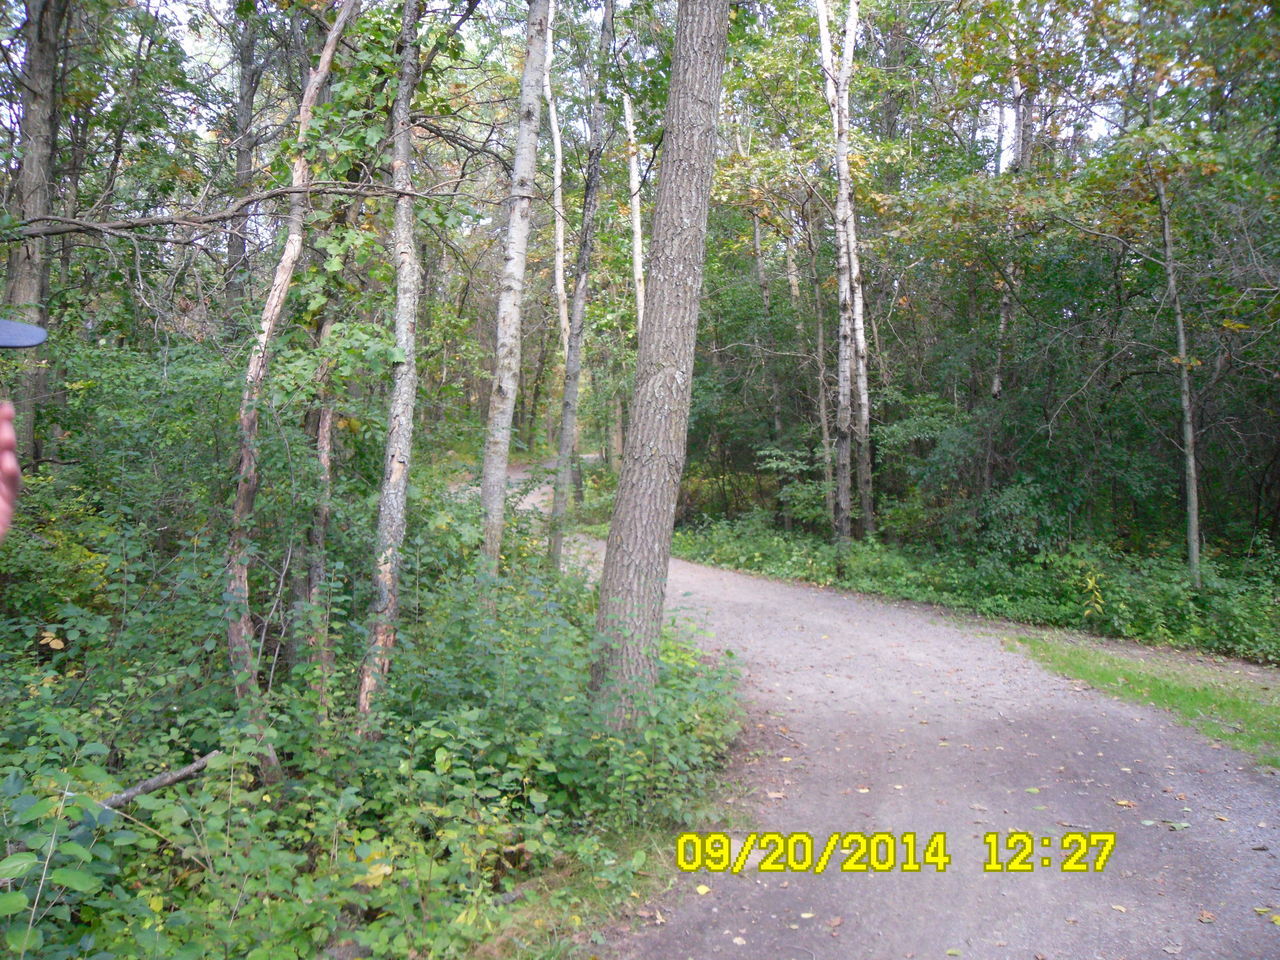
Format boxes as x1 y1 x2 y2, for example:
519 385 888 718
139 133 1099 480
599 555 1280 960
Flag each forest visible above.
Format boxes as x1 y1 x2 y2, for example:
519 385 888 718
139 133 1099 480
0 0 1277 954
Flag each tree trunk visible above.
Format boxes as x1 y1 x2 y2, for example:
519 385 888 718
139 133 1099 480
357 0 424 720
224 0 359 778
478 0 550 569
591 0 730 720
549 0 614 569
7 0 69 465
814 0 857 542
622 91 647 336
805 212 836 522
225 0 261 331
544 0 570 358
1154 175 1201 589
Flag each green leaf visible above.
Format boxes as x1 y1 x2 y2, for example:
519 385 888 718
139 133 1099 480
5 925 42 953
14 797 54 824
0 890 28 916
57 841 93 862
0 853 38 880
49 867 102 894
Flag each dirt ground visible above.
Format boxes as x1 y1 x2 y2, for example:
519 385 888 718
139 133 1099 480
580 553 1280 960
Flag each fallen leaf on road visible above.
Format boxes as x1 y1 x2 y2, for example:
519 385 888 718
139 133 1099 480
1114 799 1136 808
781 757 793 763
800 912 814 919
946 950 961 957
766 791 786 800
1169 822 1190 831
828 917 843 928
695 885 711 896
1215 815 1229 821
732 937 746 945
1112 904 1127 912
1025 787 1040 794
1198 911 1215 923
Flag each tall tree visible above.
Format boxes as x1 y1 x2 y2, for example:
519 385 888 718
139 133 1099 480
225 0 264 328
7 0 70 463
622 90 646 335
223 0 360 776
814 0 873 542
478 0 551 568
592 0 731 717
357 0 425 718
548 0 615 568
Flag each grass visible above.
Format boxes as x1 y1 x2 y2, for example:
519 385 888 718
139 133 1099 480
1011 633 1280 768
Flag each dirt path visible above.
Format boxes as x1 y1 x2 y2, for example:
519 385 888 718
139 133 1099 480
594 556 1280 960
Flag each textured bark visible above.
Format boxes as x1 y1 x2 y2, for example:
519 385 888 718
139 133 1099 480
1155 176 1201 589
815 0 873 541
224 0 359 777
357 0 424 720
549 0 614 569
592 0 730 717
622 92 647 335
544 0 570 357
7 0 69 464
479 0 550 568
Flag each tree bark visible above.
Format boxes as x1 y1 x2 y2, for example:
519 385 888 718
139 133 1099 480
592 0 730 719
479 0 550 569
357 0 424 720
815 0 854 541
224 0 359 779
544 0 570 358
1154 175 1201 589
548 0 614 568
622 91 647 336
225 0 262 330
7 0 69 465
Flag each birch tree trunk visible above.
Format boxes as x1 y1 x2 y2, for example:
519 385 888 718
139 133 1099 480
623 91 646 335
357 0 424 719
544 0 570 357
548 0 614 568
478 0 550 569
224 0 359 777
1154 175 1201 589
814 0 854 541
592 0 730 719
7 0 69 464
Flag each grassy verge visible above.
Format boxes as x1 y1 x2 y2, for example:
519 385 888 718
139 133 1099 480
1011 634 1280 768
665 512 1280 664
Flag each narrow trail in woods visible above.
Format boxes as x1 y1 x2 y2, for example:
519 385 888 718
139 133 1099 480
505 467 1280 958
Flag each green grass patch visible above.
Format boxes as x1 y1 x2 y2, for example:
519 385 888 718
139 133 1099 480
668 511 1280 665
1012 634 1280 768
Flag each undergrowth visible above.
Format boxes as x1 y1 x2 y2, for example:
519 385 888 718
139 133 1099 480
671 511 1280 664
0 481 740 959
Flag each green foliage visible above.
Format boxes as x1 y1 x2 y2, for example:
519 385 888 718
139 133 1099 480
672 514 1280 664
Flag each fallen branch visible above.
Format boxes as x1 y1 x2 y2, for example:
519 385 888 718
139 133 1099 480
101 750 222 809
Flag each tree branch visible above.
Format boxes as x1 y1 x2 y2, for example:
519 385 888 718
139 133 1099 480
101 750 222 809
